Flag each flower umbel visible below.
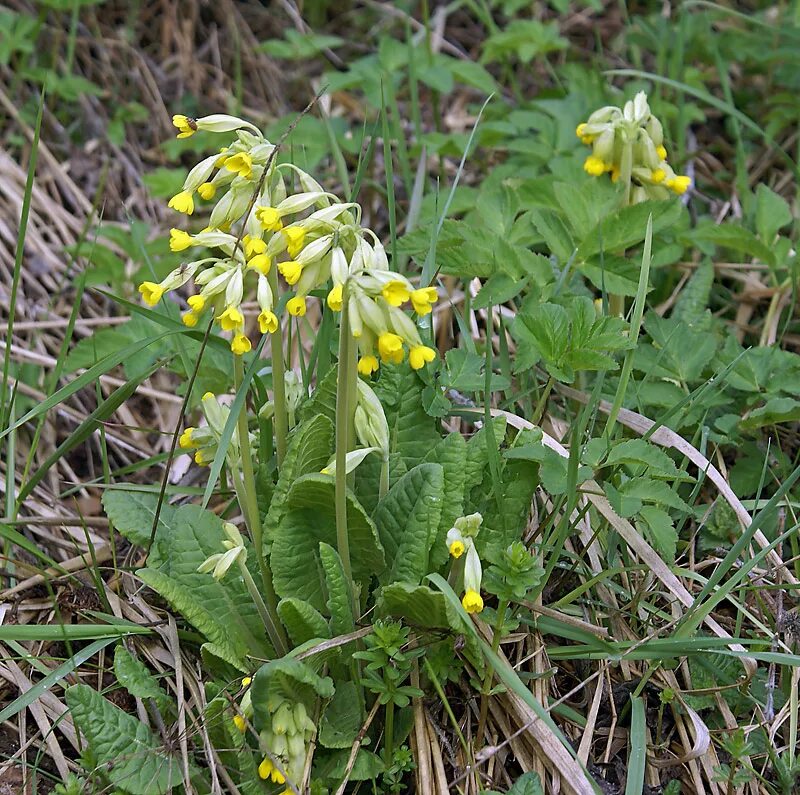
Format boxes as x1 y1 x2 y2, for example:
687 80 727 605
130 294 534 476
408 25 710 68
576 91 691 203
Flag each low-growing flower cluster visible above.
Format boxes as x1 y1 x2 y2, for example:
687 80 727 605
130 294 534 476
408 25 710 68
577 91 691 203
447 512 485 613
138 113 438 371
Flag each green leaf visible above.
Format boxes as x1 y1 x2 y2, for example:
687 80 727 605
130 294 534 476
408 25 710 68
512 297 629 379
299 366 338 424
374 365 441 466
65 684 184 795
443 349 486 391
636 505 678 562
672 258 714 331
635 312 717 383
319 543 355 637
755 184 792 243
482 19 567 64
277 598 330 646
319 681 362 749
443 56 497 95
509 772 544 795
102 489 175 550
526 207 575 261
264 414 334 543
603 439 687 480
375 464 443 585
104 491 270 670
577 199 682 259
423 432 467 568
617 477 692 513
741 397 800 429
113 646 170 710
318 748 384 781
377 583 450 628
271 475 385 611
689 221 774 265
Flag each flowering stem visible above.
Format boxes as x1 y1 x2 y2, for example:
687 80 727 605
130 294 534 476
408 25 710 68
530 375 554 427
379 456 390 501
609 293 625 318
383 700 395 767
476 598 508 747
267 267 289 467
233 355 288 656
334 295 355 591
237 557 287 657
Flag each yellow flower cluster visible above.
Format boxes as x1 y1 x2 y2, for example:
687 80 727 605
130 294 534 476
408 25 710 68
447 513 485 614
577 91 691 204
139 113 439 367
257 698 316 793
178 391 252 466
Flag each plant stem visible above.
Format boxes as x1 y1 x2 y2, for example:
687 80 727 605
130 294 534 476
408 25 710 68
334 293 355 589
530 375 554 426
238 558 286 657
233 355 288 656
476 599 508 747
379 456 390 501
267 267 289 467
384 700 394 768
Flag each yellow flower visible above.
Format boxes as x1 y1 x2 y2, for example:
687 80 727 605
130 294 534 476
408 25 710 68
138 281 164 306
610 166 620 183
358 355 379 376
583 156 607 177
188 295 205 312
215 150 229 168
231 332 252 355
247 254 271 275
378 332 404 364
182 311 199 327
168 190 195 215
448 539 465 558
283 226 306 258
197 182 217 200
327 284 343 311
139 282 164 306
256 205 282 232
410 287 438 315
287 296 307 317
666 175 691 195
575 122 594 145
382 280 410 307
224 152 253 179
233 715 246 733
462 589 484 613
195 449 212 466
258 758 273 780
650 168 665 184
218 305 244 331
271 768 286 785
202 392 215 401
409 344 436 370
169 228 194 252
279 260 303 285
172 114 196 138
242 677 252 687
179 427 196 448
258 310 278 334
243 234 266 258
656 145 667 160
